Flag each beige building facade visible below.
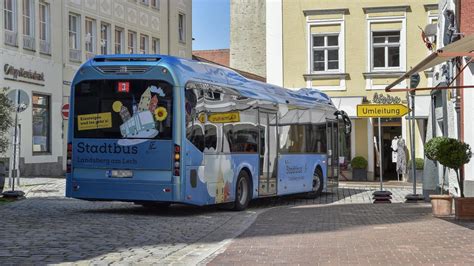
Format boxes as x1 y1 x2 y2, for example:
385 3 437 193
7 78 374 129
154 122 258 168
1 0 191 176
264 0 438 180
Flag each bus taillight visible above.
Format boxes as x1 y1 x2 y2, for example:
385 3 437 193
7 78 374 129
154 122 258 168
173 144 180 176
67 143 72 174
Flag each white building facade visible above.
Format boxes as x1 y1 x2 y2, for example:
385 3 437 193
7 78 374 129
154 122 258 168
0 0 192 176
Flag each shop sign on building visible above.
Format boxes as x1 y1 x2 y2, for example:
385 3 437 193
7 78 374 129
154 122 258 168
371 93 402 104
3 64 45 86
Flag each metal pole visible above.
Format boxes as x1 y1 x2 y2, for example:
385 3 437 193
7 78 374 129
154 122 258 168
411 93 417 195
407 93 413 182
11 91 19 192
378 117 383 191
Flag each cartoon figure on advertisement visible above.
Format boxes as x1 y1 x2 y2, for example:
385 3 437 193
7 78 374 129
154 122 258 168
112 85 168 146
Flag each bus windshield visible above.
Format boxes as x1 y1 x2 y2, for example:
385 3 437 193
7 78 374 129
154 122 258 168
73 80 173 140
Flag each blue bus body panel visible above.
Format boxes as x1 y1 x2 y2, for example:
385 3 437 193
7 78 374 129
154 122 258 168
67 139 175 201
73 139 173 170
277 154 327 196
183 153 258 206
70 169 174 202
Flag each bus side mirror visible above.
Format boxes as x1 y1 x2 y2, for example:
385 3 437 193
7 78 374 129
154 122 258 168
334 110 352 135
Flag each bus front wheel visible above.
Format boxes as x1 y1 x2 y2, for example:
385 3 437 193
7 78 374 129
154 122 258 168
234 171 251 211
307 168 324 198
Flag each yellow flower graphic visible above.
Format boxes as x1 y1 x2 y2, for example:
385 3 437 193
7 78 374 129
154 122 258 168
154 107 168 121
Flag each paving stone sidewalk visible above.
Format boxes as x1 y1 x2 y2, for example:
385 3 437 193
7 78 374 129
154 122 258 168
0 178 426 265
208 203 474 265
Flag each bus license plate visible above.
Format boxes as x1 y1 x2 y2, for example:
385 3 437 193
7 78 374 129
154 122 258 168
107 170 133 178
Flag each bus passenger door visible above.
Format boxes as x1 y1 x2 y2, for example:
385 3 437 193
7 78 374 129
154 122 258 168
326 120 339 189
259 111 278 196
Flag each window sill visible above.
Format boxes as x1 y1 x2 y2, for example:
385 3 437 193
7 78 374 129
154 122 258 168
4 42 18 47
424 69 434 76
304 73 349 80
33 152 52 156
363 71 405 79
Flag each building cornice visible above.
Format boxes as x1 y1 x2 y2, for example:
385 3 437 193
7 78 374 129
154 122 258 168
424 4 438 12
362 5 411 14
303 8 349 17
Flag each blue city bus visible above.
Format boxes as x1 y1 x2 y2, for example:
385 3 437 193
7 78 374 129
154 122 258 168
66 54 351 210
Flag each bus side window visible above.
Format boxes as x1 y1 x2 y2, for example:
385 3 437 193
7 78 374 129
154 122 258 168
186 125 204 152
224 124 259 153
204 124 218 152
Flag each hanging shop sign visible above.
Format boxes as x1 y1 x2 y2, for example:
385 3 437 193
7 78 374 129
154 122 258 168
3 64 45 86
357 104 410 118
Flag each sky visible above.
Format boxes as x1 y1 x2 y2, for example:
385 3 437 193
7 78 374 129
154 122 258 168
192 0 230 51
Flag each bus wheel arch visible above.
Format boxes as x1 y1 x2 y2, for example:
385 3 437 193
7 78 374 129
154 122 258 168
240 167 253 196
233 168 252 211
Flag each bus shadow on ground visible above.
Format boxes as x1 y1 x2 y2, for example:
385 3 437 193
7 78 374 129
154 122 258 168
440 217 474 230
83 188 370 216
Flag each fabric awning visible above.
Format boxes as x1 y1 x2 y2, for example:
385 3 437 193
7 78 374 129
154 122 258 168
331 97 363 118
386 34 474 91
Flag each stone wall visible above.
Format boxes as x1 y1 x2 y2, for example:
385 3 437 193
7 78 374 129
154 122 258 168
1 157 64 177
230 0 266 78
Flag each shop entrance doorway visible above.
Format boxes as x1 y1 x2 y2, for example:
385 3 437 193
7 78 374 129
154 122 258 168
373 118 402 180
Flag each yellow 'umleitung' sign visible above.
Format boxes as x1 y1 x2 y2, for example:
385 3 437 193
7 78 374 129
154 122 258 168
77 112 113 131
208 112 240 123
356 104 410 118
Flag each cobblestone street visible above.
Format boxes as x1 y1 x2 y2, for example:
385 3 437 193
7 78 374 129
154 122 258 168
208 203 474 265
1 178 462 265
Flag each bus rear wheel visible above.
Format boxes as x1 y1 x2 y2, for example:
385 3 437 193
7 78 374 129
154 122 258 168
307 168 324 198
234 171 251 211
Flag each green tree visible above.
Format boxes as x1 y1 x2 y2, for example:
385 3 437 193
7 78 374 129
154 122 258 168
425 137 472 197
0 88 13 154
436 138 472 197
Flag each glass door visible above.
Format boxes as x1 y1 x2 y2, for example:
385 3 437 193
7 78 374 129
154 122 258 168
326 119 339 188
258 110 278 196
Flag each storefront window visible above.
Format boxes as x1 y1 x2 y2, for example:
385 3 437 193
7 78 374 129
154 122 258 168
32 94 50 154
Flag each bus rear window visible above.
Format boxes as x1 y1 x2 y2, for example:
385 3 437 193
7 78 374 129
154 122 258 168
73 80 173 140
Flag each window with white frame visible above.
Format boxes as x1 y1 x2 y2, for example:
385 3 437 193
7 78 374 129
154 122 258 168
100 23 111 55
178 13 186 43
139 34 149 54
85 18 96 54
139 0 149 6
371 31 400 69
312 34 339 72
4 0 18 46
39 1 51 54
152 37 160 54
128 31 137 53
69 13 81 61
115 27 124 54
4 0 16 32
22 0 34 38
151 0 160 9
